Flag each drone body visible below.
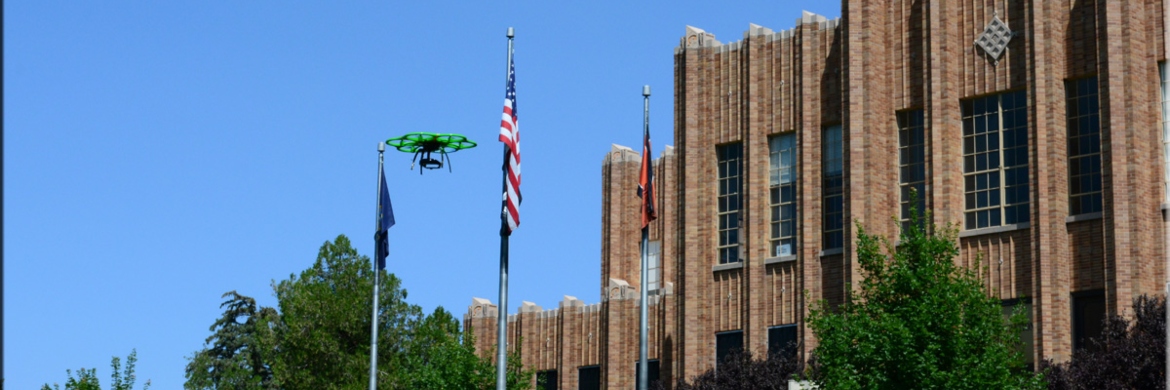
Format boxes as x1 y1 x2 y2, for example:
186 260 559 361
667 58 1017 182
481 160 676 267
386 132 477 174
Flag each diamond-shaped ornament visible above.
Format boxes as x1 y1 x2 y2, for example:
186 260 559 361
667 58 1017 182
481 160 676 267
975 15 1012 65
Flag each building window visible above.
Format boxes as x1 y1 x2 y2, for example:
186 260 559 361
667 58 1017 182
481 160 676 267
646 240 661 292
767 324 799 359
717 143 743 263
1001 299 1034 369
537 370 557 390
1071 290 1106 351
577 366 601 390
634 359 661 387
1066 77 1102 215
1161 61 1169 203
715 330 744 369
898 110 927 229
962 90 1029 230
823 125 844 249
769 133 798 257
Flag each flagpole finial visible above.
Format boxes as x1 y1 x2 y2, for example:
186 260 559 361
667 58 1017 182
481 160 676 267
643 85 651 97
507 27 514 38
378 141 385 153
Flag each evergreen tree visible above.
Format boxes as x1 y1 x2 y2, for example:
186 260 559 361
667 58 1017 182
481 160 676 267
184 291 279 390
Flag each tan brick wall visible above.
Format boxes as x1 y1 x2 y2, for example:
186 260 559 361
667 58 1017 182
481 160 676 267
466 0 1168 387
959 230 1034 300
1069 220 1105 292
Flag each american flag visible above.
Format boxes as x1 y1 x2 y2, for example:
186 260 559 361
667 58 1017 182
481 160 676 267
499 59 521 233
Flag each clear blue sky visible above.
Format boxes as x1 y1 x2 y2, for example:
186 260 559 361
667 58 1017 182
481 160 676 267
5 2 840 388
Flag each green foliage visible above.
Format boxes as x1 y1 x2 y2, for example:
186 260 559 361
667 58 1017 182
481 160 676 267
270 234 422 390
400 308 532 390
42 350 150 390
186 234 534 390
807 209 1045 390
184 291 279 390
400 307 488 389
501 339 536 390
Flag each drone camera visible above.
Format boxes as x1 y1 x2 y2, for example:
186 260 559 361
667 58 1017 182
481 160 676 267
420 157 443 170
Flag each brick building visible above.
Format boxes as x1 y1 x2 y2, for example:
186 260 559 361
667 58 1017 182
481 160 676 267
465 1 1170 388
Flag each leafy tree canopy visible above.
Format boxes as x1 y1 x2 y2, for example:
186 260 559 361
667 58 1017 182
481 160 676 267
43 350 151 390
808 212 1045 390
270 234 421 390
185 234 533 390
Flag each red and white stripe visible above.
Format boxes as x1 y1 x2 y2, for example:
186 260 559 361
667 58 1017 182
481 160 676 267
499 92 521 233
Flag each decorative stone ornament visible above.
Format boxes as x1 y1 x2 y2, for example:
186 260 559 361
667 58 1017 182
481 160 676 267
976 13 1012 65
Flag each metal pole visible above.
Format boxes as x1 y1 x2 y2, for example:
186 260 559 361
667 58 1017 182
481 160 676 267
370 142 385 390
497 26 515 390
638 85 651 390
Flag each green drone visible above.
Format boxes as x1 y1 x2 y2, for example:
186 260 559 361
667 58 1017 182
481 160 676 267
386 132 477 174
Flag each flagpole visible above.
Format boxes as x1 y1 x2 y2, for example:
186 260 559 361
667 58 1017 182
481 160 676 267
638 85 651 390
370 142 385 390
496 26 515 390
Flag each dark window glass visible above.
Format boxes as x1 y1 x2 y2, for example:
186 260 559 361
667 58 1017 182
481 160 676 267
577 366 600 390
1072 291 1106 352
537 370 557 390
898 110 927 231
634 359 661 387
768 324 799 359
962 91 1030 229
715 330 744 369
1066 77 1103 215
717 143 743 263
823 125 844 249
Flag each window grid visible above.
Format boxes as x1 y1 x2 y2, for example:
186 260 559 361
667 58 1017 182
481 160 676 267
897 110 926 230
717 143 742 264
1161 62 1169 204
1066 77 1102 215
823 125 844 250
646 241 661 292
769 133 797 257
962 91 1029 230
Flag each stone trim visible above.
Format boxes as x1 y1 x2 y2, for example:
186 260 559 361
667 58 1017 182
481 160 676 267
711 261 744 272
1065 212 1102 223
957 222 1030 238
764 255 797 265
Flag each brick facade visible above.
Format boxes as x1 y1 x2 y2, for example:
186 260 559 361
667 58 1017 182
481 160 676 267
465 0 1169 388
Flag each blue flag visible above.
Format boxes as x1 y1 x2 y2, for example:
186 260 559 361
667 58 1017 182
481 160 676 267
375 169 394 270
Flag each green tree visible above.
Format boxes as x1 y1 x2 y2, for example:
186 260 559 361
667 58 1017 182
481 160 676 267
269 234 422 390
400 307 489 389
187 234 536 390
184 291 279 390
808 212 1045 390
42 350 151 390
399 307 532 390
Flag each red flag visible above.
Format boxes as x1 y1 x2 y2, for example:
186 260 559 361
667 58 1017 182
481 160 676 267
638 128 657 228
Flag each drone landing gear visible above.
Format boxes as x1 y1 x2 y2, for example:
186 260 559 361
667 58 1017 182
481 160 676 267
410 149 452 174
